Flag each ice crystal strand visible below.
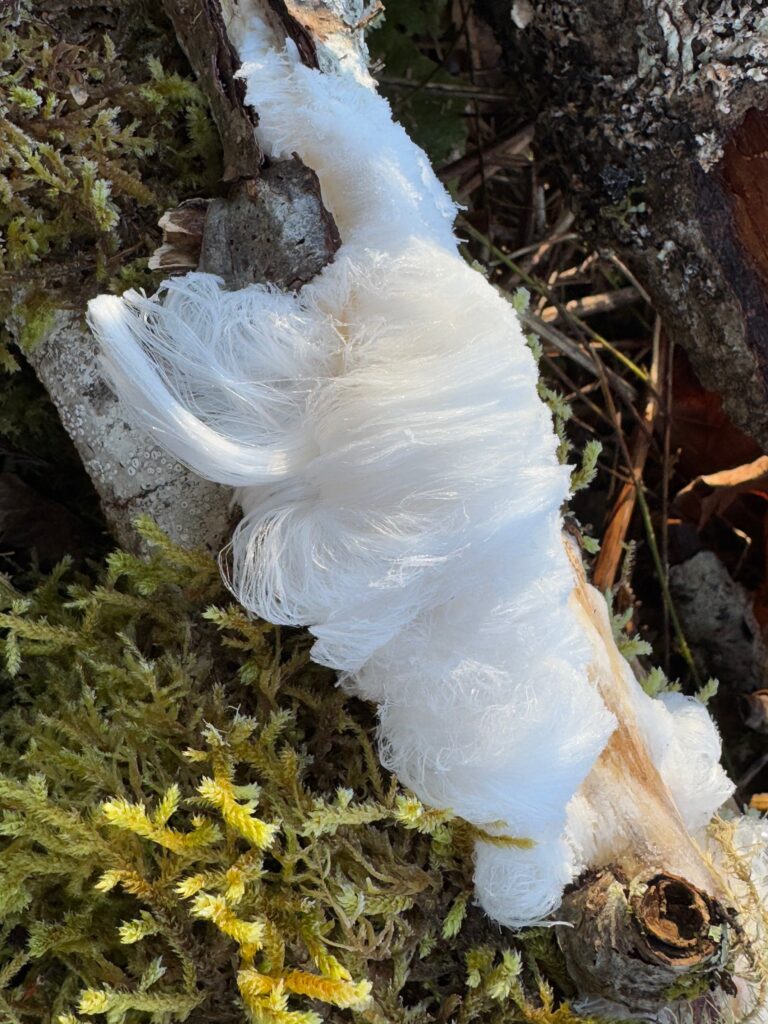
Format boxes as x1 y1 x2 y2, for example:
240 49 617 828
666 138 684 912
87 3 734 929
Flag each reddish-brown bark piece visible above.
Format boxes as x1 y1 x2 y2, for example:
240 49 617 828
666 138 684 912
722 110 768 299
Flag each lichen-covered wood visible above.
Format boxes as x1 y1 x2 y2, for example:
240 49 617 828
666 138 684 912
482 0 768 450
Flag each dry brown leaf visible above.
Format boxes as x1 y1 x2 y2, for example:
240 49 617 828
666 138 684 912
675 455 768 528
670 349 762 479
742 689 768 733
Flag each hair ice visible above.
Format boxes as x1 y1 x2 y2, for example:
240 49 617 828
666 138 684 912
87 3 738 930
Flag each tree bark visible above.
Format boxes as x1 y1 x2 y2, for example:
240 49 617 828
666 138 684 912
482 0 768 451
25 312 235 553
558 869 731 1018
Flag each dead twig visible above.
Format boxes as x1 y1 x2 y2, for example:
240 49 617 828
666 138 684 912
381 76 515 102
588 328 701 685
661 337 674 668
460 218 648 387
438 124 534 182
539 286 640 324
520 310 634 403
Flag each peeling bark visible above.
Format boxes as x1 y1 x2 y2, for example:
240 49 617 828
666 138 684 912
198 163 341 289
482 0 768 451
161 0 263 182
260 0 375 76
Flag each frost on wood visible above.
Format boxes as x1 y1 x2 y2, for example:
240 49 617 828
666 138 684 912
88 0 751 981
239 0 375 78
484 0 768 451
23 153 339 553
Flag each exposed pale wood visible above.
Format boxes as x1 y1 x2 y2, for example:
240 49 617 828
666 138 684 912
570 542 720 891
559 542 733 1016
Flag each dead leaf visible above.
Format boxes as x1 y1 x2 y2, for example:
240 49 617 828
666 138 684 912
69 83 88 106
741 689 768 733
675 455 768 528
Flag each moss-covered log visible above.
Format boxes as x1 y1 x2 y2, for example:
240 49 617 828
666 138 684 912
16 0 345 551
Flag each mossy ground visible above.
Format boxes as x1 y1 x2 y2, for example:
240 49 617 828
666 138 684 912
0 0 221 367
0 519 603 1024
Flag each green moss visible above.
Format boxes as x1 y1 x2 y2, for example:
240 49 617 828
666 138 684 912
661 972 716 1005
0 0 223 369
0 520 600 1024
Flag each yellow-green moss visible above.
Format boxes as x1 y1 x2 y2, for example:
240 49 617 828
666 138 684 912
0 519 606 1024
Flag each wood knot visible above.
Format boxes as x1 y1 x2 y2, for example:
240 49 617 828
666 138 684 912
635 874 718 967
557 867 731 1015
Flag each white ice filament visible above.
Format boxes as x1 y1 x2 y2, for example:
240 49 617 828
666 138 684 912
88 5 736 929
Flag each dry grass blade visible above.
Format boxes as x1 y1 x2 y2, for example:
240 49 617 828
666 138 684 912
539 286 640 325
592 317 664 592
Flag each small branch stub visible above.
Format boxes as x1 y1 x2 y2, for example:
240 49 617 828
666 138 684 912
557 869 732 1017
